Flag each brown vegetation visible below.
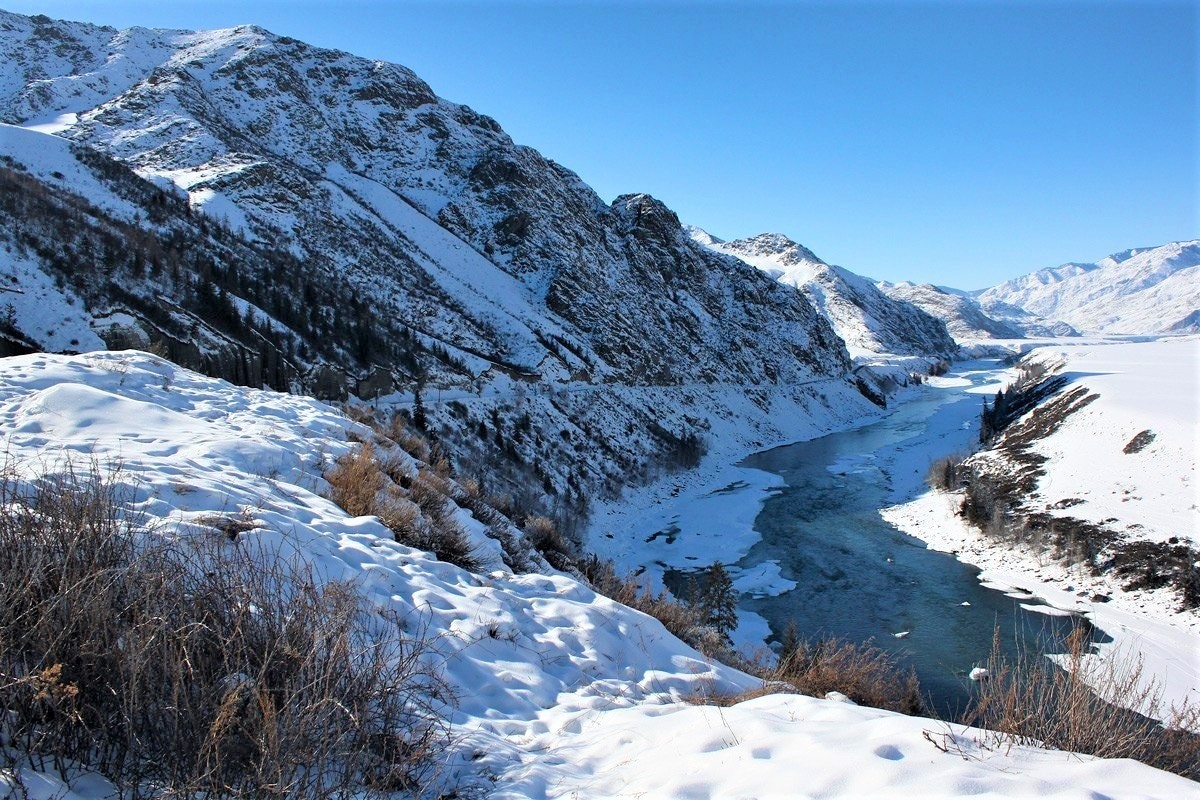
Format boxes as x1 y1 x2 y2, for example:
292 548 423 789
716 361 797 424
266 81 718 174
325 441 482 571
0 465 449 797
956 625 1200 780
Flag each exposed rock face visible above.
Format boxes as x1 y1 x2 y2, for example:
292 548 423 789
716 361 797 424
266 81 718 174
692 229 957 359
0 9 870 519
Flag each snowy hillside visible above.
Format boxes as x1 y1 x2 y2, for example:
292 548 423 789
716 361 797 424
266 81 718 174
0 8 872 527
880 281 1023 340
976 241 1200 335
877 281 1082 341
2 351 1197 798
0 9 847 387
691 228 957 359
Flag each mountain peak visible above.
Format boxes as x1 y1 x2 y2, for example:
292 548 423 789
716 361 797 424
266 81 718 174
726 232 826 267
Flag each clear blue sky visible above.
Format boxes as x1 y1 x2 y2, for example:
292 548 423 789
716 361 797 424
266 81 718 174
6 1 1197 288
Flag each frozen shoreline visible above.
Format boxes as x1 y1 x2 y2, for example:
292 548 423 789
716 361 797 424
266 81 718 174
884 491 1200 720
587 360 1014 652
884 338 1200 719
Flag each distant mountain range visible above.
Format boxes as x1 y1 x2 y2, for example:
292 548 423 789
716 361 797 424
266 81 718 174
689 228 957 359
975 241 1200 335
703 227 1200 343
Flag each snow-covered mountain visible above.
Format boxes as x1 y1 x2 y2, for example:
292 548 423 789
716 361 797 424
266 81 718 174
877 281 1041 341
0 11 848 388
976 241 1200 335
690 228 957 359
0 9 875 516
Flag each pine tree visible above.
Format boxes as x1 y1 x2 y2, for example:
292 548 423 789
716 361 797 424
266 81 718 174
412 375 427 430
699 561 738 645
979 398 994 444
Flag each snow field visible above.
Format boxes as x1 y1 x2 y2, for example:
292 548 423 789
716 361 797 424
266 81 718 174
0 350 1196 797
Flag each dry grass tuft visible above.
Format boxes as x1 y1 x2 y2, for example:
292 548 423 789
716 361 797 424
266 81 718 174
0 464 451 797
325 443 482 571
958 625 1200 780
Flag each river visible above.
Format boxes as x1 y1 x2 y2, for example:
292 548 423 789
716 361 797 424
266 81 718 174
668 361 1097 718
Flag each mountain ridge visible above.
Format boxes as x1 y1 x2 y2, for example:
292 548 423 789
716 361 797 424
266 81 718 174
690 227 957 360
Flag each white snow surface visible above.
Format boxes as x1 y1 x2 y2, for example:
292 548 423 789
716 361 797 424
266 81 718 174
885 338 1200 722
1 350 1196 797
976 241 1200 335
984 338 1196 546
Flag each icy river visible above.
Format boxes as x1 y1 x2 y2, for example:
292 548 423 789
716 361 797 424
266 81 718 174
666 361 1094 717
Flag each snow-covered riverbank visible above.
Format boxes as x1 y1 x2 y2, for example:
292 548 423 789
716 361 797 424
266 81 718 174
885 338 1200 719
2 350 1197 797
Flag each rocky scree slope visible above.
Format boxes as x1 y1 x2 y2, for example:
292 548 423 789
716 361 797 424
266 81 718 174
0 10 871 523
691 228 957 359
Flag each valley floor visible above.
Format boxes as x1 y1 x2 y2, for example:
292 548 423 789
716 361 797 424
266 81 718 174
0 350 1197 798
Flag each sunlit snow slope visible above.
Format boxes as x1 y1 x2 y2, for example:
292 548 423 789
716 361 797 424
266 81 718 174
1 351 1197 798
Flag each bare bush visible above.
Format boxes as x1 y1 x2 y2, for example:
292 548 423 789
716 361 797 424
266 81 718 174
325 444 482 572
581 556 713 651
772 623 924 714
960 625 1200 779
926 451 968 491
325 442 384 517
0 465 451 797
524 515 577 570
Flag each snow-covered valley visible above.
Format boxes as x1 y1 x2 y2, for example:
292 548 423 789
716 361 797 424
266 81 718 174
2 350 1198 799
0 6 1198 797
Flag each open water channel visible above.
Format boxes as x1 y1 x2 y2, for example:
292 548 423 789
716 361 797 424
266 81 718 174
669 362 1098 718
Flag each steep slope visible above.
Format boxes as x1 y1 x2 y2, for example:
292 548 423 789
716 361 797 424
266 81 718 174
0 10 847 388
692 228 956 359
2 351 1196 798
0 9 870 524
977 241 1200 335
878 281 1027 340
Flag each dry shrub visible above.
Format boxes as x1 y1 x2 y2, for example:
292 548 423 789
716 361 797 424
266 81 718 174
0 465 450 797
325 443 482 572
773 625 924 714
581 556 713 652
325 442 384 517
524 515 577 570
926 451 968 491
961 625 1200 779
410 469 452 521
386 414 432 463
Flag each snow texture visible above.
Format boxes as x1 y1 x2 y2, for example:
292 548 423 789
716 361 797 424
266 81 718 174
1 351 1196 797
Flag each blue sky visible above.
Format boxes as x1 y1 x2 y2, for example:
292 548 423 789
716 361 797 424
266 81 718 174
6 1 1197 288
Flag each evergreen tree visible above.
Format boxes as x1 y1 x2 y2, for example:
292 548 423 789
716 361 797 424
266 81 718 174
979 398 994 444
699 561 738 645
412 375 427 430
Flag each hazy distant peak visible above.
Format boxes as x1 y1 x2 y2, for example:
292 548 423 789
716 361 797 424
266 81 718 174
977 240 1200 335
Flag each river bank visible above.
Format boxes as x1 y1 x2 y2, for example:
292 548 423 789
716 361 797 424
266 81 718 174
884 338 1200 721
587 360 1019 655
